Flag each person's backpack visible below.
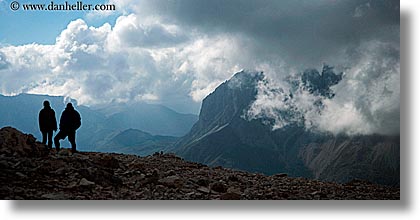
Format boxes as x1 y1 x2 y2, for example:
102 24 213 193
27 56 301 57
73 111 81 130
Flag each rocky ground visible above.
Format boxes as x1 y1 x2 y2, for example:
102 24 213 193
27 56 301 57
0 127 400 200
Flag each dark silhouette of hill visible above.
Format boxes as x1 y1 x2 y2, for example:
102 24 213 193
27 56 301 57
0 127 399 200
172 70 400 186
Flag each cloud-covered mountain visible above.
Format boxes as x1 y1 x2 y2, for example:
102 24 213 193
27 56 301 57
172 70 399 186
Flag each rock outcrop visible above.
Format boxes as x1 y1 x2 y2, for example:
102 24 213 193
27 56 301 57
0 127 399 200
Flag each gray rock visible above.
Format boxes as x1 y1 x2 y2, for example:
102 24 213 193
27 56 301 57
15 172 27 178
0 160 9 168
41 192 67 200
210 182 227 193
220 192 241 200
79 178 95 187
58 149 71 156
227 187 242 194
197 187 210 194
274 173 288 178
54 167 68 175
158 175 184 188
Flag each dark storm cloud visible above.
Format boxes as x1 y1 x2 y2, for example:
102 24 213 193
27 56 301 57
135 0 400 135
141 0 399 68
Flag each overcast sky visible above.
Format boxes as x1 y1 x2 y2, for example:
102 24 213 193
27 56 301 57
0 0 399 135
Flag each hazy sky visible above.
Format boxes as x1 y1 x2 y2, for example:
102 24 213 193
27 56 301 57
0 0 399 134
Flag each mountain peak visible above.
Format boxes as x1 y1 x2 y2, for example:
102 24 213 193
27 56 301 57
301 65 343 98
228 70 264 90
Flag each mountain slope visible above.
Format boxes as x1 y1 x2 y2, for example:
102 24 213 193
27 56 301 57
173 71 313 176
175 71 264 148
299 135 400 186
0 127 399 200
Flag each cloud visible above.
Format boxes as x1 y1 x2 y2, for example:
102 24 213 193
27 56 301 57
106 14 189 49
0 0 399 135
0 51 9 70
137 0 399 69
325 40 400 135
247 40 400 136
353 2 371 18
0 14 249 113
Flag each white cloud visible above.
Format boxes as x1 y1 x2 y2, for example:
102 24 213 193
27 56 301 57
0 51 10 70
323 41 400 135
0 14 248 113
106 14 188 50
247 40 400 136
172 36 246 101
353 2 371 18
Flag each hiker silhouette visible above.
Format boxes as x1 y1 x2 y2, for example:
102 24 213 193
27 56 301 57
54 103 81 153
38 100 57 149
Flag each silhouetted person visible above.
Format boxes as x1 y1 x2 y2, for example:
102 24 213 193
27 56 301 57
54 103 81 153
38 100 57 149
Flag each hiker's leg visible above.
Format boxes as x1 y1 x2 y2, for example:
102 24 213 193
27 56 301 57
54 130 66 151
47 131 53 149
41 131 47 145
68 131 77 153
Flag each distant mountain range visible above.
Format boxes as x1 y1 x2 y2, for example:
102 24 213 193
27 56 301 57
0 67 400 186
170 68 400 186
95 128 178 156
0 94 197 153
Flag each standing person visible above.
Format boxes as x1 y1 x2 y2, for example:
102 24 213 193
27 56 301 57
38 100 57 149
54 103 81 153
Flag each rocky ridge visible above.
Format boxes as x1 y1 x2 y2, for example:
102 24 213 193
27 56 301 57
0 127 399 200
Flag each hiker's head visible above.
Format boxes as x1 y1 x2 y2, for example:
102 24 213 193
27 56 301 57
66 103 74 109
43 100 50 108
